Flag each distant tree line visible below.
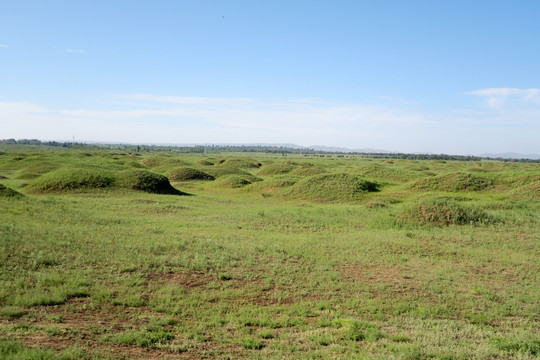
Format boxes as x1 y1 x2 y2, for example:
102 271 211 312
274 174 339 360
0 139 538 163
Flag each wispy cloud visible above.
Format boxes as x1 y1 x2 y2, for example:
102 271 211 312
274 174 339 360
0 44 8 48
466 87 540 107
65 48 86 54
1 93 539 154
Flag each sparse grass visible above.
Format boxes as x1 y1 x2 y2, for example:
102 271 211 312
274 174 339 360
0 150 538 359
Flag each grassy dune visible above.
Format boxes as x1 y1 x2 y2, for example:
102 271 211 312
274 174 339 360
0 150 539 359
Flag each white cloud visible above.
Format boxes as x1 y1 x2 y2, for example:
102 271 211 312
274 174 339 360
467 87 540 107
65 48 86 54
1 94 539 154
0 44 8 48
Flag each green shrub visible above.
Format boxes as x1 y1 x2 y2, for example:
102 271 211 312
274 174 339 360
118 170 184 195
29 168 116 193
240 336 263 349
167 167 215 181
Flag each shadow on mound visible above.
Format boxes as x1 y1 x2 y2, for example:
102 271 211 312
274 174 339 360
119 170 187 195
286 173 379 202
0 184 24 198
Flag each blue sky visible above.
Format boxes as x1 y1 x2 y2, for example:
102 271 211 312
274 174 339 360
1 1 539 154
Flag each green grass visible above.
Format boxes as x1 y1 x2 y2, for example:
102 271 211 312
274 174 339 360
0 149 538 359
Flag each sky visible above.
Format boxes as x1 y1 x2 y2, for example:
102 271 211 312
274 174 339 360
1 1 539 155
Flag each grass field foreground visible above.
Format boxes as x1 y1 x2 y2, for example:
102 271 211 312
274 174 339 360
0 149 539 359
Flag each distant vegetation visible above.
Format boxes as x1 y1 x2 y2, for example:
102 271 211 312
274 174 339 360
2 138 538 162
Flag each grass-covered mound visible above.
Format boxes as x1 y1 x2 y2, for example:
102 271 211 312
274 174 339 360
215 175 256 188
412 172 493 192
291 165 327 176
167 167 215 181
118 170 184 195
140 155 191 168
257 163 294 176
0 184 24 198
245 175 299 193
286 173 379 202
357 164 419 182
402 198 496 226
29 168 117 193
215 158 261 169
15 173 41 180
510 181 540 201
205 167 254 178
198 159 214 166
20 161 58 175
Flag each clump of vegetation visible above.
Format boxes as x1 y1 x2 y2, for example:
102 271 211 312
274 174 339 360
412 172 493 192
118 170 184 195
402 197 496 226
29 167 117 193
20 161 58 175
0 184 24 198
287 173 379 202
257 163 294 176
167 167 215 181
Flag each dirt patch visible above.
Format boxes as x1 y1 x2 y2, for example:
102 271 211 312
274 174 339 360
20 332 185 360
338 264 422 298
147 271 217 289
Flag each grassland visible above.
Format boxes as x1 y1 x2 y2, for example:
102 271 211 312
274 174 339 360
0 149 538 359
